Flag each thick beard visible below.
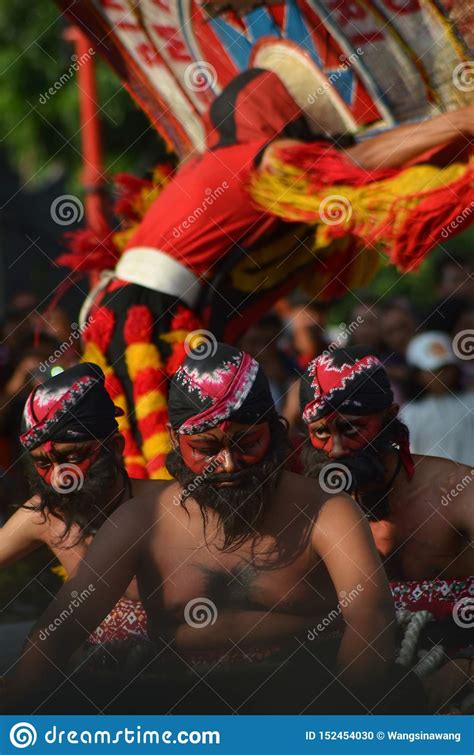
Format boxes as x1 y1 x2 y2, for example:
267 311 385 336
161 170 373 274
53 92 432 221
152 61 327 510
301 419 409 519
24 449 126 546
165 418 291 552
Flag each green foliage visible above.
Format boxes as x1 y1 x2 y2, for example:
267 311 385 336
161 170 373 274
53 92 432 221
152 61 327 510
0 2 164 187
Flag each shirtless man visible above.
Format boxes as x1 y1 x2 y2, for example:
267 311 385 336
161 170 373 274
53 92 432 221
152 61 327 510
9 344 401 714
298 347 474 709
1 363 161 641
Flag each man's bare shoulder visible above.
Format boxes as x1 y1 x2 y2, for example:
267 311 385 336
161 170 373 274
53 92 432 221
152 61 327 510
414 455 474 493
14 496 49 532
278 470 356 514
114 479 182 525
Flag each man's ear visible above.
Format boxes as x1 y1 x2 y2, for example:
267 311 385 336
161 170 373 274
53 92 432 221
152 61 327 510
386 403 399 421
167 423 179 449
108 431 125 461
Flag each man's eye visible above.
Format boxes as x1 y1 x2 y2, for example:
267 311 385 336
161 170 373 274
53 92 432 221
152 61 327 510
35 461 51 469
313 428 329 438
342 425 358 435
191 446 219 455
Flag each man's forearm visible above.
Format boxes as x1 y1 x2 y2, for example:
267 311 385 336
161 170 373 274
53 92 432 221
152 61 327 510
345 108 472 171
336 610 396 689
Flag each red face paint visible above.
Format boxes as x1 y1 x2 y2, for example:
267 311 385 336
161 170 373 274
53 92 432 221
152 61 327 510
178 424 271 476
309 414 384 456
32 442 103 487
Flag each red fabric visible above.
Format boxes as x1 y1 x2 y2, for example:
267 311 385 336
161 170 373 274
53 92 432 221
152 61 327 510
391 577 474 622
125 71 304 278
125 143 278 277
88 598 148 644
205 70 303 149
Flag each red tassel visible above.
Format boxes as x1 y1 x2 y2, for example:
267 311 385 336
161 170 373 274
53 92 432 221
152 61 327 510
58 228 119 273
124 305 154 345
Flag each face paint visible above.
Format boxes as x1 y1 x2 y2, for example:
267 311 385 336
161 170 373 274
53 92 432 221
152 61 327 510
178 424 271 476
32 442 103 487
309 414 384 455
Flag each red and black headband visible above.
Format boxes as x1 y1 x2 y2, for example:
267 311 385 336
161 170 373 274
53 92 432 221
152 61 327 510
168 343 276 435
20 363 124 452
300 351 394 425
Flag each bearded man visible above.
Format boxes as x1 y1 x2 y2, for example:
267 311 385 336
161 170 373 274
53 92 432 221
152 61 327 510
299 347 473 710
8 344 412 715
0 363 163 643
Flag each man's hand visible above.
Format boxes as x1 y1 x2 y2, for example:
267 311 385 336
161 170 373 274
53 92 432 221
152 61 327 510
424 657 473 712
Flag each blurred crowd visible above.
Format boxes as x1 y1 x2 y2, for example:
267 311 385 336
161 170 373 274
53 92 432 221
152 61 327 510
0 250 473 516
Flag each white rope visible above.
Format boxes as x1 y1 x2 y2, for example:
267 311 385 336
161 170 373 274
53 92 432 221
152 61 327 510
396 610 434 667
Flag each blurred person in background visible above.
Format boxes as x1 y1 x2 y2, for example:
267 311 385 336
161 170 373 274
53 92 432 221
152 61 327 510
286 301 329 370
347 296 383 352
34 307 79 367
401 331 474 466
451 301 474 392
239 312 298 414
379 298 417 405
434 251 474 302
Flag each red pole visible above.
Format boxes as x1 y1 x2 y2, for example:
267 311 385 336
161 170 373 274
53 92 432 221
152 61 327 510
64 26 108 285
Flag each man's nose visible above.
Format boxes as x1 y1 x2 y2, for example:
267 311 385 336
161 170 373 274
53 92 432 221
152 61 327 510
218 449 237 474
328 434 346 459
